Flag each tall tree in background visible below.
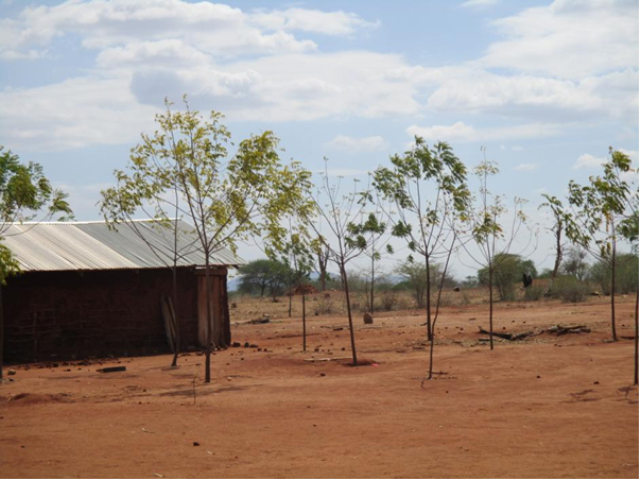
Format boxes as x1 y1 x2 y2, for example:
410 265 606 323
618 208 638 384
374 137 469 379
314 241 331 292
540 195 565 289
544 149 636 343
0 147 72 381
309 165 381 366
112 98 312 383
360 195 394 313
460 151 535 350
271 220 315 351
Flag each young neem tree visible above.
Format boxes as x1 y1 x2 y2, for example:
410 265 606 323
309 167 379 366
0 147 72 381
374 137 469 379
460 153 534 350
540 195 565 289
270 220 315 351
115 98 311 383
618 208 638 384
100 152 198 368
360 197 394 313
544 149 636 343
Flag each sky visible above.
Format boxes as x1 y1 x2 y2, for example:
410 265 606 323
0 0 638 278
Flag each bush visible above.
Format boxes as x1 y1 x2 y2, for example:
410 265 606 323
314 295 334 315
379 290 399 311
589 254 638 295
550 276 588 303
477 253 537 301
524 284 546 301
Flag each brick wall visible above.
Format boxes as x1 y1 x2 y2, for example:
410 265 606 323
3 267 203 363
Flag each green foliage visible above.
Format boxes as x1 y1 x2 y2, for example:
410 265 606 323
394 259 454 308
0 147 72 225
523 284 546 301
373 137 470 257
0 147 73 284
589 253 639 295
545 148 636 257
101 98 312 257
549 276 588 303
238 259 293 298
0 243 20 286
477 253 536 301
561 246 590 282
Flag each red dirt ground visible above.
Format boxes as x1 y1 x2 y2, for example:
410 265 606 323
1 299 638 478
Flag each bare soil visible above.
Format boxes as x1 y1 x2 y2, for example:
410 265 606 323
1 299 638 478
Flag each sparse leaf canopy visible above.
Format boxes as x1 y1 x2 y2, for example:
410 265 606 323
100 98 313 257
0 147 72 225
0 146 73 283
548 148 638 257
373 136 470 257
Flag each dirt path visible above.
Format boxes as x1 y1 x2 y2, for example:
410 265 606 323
1 300 638 478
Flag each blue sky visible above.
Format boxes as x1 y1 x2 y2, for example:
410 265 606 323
0 0 637 276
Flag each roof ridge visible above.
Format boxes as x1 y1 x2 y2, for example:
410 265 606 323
7 218 181 225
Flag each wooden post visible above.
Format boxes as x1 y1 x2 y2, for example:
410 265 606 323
0 284 3 381
634 287 638 385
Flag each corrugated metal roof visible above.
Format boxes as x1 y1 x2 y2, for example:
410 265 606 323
2 220 244 272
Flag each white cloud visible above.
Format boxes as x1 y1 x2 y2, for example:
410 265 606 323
0 50 422 148
0 0 636 151
406 121 561 143
573 153 607 169
513 163 538 171
478 0 638 79
251 8 379 36
426 68 638 121
461 0 499 8
0 1 375 60
96 40 212 69
325 135 388 153
126 51 421 121
0 76 157 150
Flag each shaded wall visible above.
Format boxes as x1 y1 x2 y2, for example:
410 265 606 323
3 267 203 363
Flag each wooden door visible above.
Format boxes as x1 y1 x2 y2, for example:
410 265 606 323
197 270 230 348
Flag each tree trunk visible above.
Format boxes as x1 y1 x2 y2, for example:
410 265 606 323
370 255 375 313
550 222 563 289
425 254 433 341
634 286 638 385
288 292 292 318
341 264 358 366
171 267 180 368
489 262 494 351
0 284 3 382
302 294 307 352
204 259 213 383
610 240 618 341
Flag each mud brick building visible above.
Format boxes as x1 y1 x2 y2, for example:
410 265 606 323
2 220 243 363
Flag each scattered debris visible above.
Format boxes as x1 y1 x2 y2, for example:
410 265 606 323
546 325 590 335
477 327 534 341
304 357 351 363
193 442 200 447
97 366 127 373
7 369 16 376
